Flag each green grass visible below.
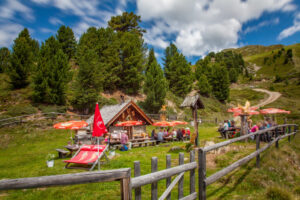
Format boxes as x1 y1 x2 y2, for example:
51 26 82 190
0 120 299 200
229 88 266 106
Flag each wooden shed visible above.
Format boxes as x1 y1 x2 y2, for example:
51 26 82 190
87 100 153 139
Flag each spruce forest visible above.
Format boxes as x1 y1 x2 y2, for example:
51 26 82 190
0 12 246 114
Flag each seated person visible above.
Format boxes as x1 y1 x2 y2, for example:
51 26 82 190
120 131 129 151
157 129 164 144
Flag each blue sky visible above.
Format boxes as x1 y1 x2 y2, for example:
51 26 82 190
0 0 300 64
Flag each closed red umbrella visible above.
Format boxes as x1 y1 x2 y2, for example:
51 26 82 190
260 108 291 114
152 121 174 127
115 120 144 127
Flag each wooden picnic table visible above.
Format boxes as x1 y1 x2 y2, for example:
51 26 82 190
64 144 80 156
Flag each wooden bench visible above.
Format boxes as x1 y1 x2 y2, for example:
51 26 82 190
56 149 69 158
113 140 157 149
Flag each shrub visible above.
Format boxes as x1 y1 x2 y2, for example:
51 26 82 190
269 85 275 91
274 75 283 83
266 186 292 200
6 104 37 117
185 143 193 152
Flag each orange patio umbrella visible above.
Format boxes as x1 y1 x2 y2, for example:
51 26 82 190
227 106 258 113
152 121 174 127
115 120 144 127
171 121 188 126
53 120 88 144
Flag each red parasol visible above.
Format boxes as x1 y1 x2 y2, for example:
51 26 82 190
233 110 260 117
227 106 258 113
53 120 88 130
115 120 144 127
171 121 188 126
260 108 291 114
152 121 174 127
92 103 107 137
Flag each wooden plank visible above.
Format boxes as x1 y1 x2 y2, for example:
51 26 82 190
158 172 184 200
256 134 260 168
0 168 131 190
179 192 197 200
288 125 291 143
121 177 131 200
166 154 171 200
131 162 197 188
198 148 206 200
151 157 158 200
178 153 184 199
134 161 141 200
206 138 278 186
276 128 279 148
190 150 195 194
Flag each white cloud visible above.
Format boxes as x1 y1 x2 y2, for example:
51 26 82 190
244 18 280 34
31 0 124 39
0 23 23 47
278 12 300 40
0 0 34 21
40 27 55 33
137 0 296 56
49 17 63 25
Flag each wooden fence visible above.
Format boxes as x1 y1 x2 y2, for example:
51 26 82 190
0 112 90 127
0 124 298 200
198 124 298 200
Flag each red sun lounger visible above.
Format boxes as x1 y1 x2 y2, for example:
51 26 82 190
64 145 109 171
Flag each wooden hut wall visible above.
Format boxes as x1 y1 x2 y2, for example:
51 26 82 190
113 105 147 125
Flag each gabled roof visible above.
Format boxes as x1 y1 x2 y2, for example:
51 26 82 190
86 100 153 127
180 94 205 109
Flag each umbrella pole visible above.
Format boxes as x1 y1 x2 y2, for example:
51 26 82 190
70 130 73 145
98 137 100 171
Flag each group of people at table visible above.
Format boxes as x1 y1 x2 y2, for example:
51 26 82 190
95 127 191 151
151 128 191 144
220 118 277 141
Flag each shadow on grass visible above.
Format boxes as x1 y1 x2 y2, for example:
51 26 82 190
207 162 255 199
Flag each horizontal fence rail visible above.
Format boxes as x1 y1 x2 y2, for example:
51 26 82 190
199 124 298 200
0 112 90 127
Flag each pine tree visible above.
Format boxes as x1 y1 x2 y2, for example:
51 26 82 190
163 43 178 81
108 12 146 36
0 47 10 73
143 48 167 113
210 64 230 102
197 74 211 97
98 28 122 91
118 32 145 94
56 25 77 59
71 50 102 114
167 52 193 97
33 36 70 104
229 68 238 83
7 28 35 88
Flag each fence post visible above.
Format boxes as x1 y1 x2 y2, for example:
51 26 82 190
151 157 158 200
166 154 171 200
198 148 206 200
275 128 279 148
134 161 141 200
256 134 260 168
178 153 184 199
288 125 291 143
294 125 298 138
190 150 195 194
120 174 131 200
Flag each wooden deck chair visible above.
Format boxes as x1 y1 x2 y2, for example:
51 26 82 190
64 145 109 171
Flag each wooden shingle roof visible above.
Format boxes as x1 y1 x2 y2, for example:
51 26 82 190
180 94 205 109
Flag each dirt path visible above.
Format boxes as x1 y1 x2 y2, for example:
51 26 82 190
252 88 281 107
